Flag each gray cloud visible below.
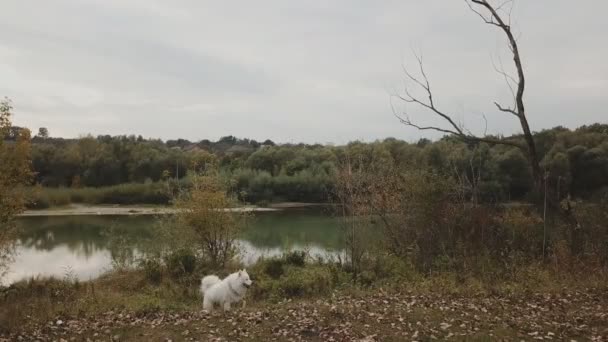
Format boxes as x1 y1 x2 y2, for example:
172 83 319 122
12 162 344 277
1 0 606 143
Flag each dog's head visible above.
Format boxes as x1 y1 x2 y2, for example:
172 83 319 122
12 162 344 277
238 269 252 288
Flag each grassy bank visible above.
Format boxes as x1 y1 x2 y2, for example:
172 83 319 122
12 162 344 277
2 252 608 340
24 183 333 210
25 183 173 209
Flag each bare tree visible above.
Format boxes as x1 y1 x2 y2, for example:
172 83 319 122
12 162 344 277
334 155 373 276
394 0 542 191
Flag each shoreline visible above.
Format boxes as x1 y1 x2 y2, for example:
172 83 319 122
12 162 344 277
19 205 278 217
19 202 331 217
19 201 537 217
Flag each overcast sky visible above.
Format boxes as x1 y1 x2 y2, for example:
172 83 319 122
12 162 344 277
1 1 606 144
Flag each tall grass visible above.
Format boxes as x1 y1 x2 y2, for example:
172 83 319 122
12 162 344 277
26 183 171 209
25 168 334 209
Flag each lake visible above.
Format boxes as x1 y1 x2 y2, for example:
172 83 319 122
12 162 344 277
3 209 346 285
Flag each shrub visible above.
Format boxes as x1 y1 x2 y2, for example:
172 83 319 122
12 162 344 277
255 251 307 281
26 187 71 209
277 266 333 297
357 271 375 287
229 167 332 204
164 248 197 278
25 182 172 208
248 254 350 300
256 199 270 208
172 171 249 268
139 258 162 284
263 259 285 279
284 250 306 267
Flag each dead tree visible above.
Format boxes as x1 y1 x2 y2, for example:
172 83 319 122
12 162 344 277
394 0 543 192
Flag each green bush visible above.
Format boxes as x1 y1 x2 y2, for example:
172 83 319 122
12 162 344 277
358 270 376 287
164 248 197 278
250 256 348 300
256 199 270 208
277 266 333 297
139 258 163 284
26 191 50 209
255 251 307 281
366 254 417 282
263 259 285 279
26 187 71 209
284 250 306 267
229 167 333 204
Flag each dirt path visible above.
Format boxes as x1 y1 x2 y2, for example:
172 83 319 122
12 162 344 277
4 289 607 341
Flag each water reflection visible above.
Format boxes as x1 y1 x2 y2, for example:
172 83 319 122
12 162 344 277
6 246 112 284
241 209 344 250
3 210 345 284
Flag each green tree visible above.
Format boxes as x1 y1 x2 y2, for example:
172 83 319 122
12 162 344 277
36 127 49 139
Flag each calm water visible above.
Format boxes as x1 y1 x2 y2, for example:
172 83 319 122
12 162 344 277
3 209 345 285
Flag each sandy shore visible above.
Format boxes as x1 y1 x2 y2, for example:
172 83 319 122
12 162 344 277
267 202 332 209
19 205 279 217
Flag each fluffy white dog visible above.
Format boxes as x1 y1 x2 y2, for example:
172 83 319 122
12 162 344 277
201 269 252 312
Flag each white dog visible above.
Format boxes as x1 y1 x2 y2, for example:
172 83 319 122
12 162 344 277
201 269 252 312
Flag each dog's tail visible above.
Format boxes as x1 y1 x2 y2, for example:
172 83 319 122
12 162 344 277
200 275 221 295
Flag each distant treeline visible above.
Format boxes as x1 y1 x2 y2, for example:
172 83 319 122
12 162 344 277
11 124 608 204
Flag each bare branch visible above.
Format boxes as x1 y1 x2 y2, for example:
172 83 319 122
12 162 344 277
481 113 489 136
413 51 432 102
505 0 515 27
491 54 517 102
494 102 518 117
395 0 540 178
470 135 524 149
396 116 462 136
397 50 528 149
466 0 503 28
390 95 461 136
392 93 523 149
495 0 514 14
399 55 465 135
401 63 428 92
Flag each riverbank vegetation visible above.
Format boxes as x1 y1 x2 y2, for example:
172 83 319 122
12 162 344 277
2 0 608 338
17 123 608 209
2 164 608 338
3 108 608 339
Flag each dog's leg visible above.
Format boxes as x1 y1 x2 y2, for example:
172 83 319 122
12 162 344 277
203 297 213 312
223 301 231 312
241 300 246 309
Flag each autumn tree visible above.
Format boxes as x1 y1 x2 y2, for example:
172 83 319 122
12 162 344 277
334 155 375 275
0 98 33 272
172 167 249 268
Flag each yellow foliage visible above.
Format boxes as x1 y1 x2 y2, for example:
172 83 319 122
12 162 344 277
499 208 543 234
0 98 33 268
0 99 33 226
173 171 248 267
